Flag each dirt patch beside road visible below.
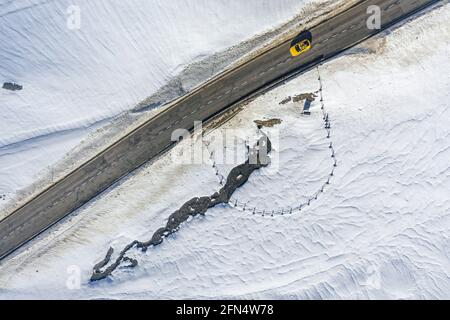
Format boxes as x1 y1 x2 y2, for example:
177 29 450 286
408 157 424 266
254 118 282 128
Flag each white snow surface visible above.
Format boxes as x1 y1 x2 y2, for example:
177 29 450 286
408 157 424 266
1 2 450 299
0 0 327 205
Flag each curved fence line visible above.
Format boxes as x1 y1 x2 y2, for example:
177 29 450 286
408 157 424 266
204 66 337 216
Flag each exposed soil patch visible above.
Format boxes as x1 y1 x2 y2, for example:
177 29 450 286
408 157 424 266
279 96 292 105
2 82 22 91
293 92 317 103
254 118 282 128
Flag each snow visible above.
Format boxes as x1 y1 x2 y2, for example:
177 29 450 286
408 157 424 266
1 0 343 209
1 1 450 299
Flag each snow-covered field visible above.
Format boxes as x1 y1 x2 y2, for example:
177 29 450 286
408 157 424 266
1 2 449 299
0 0 348 212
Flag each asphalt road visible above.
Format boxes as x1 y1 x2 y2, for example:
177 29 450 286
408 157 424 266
0 0 440 260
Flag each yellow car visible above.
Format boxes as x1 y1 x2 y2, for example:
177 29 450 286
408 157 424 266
290 31 313 57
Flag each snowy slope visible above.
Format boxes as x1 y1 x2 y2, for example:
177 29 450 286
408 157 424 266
1 0 339 207
1 2 449 299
